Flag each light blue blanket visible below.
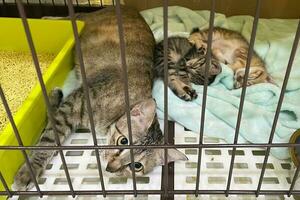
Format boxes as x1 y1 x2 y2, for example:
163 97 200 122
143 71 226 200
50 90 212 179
141 6 300 159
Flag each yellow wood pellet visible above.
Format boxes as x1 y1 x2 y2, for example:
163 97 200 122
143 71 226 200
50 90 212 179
0 51 55 133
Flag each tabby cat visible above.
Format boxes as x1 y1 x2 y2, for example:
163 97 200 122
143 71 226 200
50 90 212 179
153 37 222 101
13 7 187 191
189 27 274 88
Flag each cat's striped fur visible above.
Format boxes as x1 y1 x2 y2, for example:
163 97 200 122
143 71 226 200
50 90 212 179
189 27 274 88
13 7 187 191
153 37 222 101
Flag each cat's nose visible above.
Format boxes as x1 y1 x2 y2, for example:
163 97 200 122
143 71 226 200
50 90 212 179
106 164 118 173
106 161 122 173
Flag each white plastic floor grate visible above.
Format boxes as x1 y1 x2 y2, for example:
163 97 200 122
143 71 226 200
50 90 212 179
11 121 298 200
173 123 296 200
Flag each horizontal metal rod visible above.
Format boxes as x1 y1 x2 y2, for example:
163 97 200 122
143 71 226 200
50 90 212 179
1 190 300 196
0 143 299 150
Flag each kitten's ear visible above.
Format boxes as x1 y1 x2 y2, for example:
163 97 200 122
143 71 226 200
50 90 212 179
156 149 188 166
130 98 157 131
266 75 277 85
191 27 200 34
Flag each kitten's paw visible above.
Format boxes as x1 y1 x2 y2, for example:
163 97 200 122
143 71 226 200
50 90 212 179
12 164 36 191
179 86 198 101
49 87 63 108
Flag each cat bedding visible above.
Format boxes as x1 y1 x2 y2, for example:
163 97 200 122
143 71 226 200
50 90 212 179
143 6 300 159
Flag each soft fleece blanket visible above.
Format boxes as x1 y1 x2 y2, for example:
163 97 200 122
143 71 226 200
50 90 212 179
141 6 300 159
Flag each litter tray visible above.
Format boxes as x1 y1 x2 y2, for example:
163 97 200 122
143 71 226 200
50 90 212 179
0 17 85 193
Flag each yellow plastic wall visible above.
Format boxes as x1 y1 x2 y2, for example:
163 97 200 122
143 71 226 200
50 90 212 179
0 18 84 198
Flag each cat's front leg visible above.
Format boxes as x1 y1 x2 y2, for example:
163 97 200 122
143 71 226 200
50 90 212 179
12 128 60 191
12 143 56 191
168 75 198 101
13 88 74 191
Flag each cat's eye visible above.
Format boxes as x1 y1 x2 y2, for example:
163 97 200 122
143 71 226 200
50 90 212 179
117 136 128 145
130 162 143 172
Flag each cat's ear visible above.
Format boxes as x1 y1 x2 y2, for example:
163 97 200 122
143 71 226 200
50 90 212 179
155 149 188 166
191 27 200 34
266 75 277 85
130 98 157 131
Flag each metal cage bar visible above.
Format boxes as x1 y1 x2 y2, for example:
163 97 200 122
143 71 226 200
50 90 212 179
195 0 215 196
225 0 261 196
256 19 300 196
15 0 75 197
1 189 300 196
162 0 169 198
0 1 300 199
2 142 300 150
115 0 138 196
66 0 107 197
289 164 300 197
0 86 42 197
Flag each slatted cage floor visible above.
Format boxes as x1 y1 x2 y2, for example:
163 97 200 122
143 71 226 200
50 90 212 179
9 121 298 200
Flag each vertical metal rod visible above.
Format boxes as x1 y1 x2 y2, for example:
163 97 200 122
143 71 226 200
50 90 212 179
115 0 137 196
0 86 42 197
162 0 169 197
75 0 78 7
52 0 55 7
66 0 107 197
15 0 75 197
256 20 300 197
0 172 12 198
225 0 261 196
289 164 300 197
87 0 91 7
100 0 102 7
195 0 215 197
112 0 114 6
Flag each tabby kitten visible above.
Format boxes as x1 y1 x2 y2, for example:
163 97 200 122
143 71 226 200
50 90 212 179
153 37 222 101
13 7 187 191
189 27 274 88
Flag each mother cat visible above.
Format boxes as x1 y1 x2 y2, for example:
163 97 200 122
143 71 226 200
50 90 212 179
13 6 187 190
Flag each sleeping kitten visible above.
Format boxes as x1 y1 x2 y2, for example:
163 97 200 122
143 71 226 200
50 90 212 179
13 7 187 191
189 27 274 89
153 37 222 101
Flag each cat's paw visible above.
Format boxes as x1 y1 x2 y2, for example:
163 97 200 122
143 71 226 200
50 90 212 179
179 86 198 101
49 87 63 108
12 164 36 191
